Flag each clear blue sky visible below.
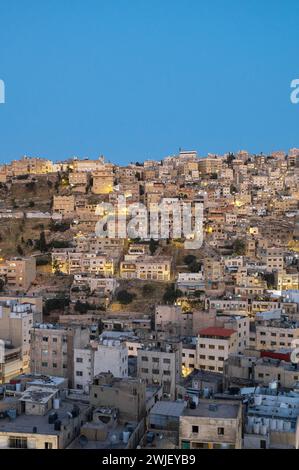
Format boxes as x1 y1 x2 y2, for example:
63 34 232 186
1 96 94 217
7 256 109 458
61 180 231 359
0 0 298 165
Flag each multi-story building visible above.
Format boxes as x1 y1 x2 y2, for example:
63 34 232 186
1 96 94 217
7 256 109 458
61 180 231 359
89 372 146 423
52 250 114 276
137 341 182 399
53 195 75 217
179 400 242 449
30 324 90 387
196 327 238 373
0 257 36 290
120 256 172 281
74 336 128 390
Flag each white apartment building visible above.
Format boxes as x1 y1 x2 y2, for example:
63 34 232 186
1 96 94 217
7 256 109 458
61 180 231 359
74 337 128 391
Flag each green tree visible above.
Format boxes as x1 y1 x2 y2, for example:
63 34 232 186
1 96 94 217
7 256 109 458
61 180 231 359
116 290 135 304
232 239 246 255
163 284 182 304
149 238 159 255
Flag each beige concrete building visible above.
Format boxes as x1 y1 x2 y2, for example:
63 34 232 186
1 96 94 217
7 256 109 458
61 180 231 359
0 386 89 449
120 256 172 281
90 372 146 423
92 166 114 194
30 324 90 387
197 327 238 373
53 195 75 217
137 341 182 399
179 400 242 449
0 257 36 290
52 250 114 276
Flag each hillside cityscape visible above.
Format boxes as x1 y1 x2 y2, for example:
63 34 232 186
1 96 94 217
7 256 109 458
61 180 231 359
0 148 298 449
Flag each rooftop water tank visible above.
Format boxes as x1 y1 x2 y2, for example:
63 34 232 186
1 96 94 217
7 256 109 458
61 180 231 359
260 424 267 436
123 431 131 444
254 395 262 406
53 398 60 410
277 420 284 431
283 421 291 432
253 423 260 435
269 381 278 390
270 419 277 431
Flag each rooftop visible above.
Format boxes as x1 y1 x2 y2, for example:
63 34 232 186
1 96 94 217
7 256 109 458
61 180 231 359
198 327 236 338
149 400 186 418
182 400 240 419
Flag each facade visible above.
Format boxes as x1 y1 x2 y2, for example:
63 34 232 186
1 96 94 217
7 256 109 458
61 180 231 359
90 372 146 423
196 327 238 373
179 400 242 449
30 324 90 387
137 341 181 399
120 256 172 281
74 337 128 390
0 257 36 290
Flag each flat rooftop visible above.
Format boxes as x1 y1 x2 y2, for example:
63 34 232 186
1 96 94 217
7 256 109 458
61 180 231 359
182 400 240 419
150 400 186 417
0 400 89 436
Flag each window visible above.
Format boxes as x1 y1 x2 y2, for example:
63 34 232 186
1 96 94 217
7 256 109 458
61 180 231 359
52 338 57 343
163 358 171 364
9 437 27 449
141 356 148 362
152 357 159 363
141 368 148 373
42 337 48 342
76 371 83 376
192 425 199 433
41 362 48 367
45 442 53 449
208 356 215 360
52 363 57 368
152 369 159 375
163 371 171 376
217 427 224 435
76 358 83 363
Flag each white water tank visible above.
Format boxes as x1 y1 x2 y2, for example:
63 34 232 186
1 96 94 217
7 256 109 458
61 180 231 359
253 423 260 434
15 383 21 392
254 395 262 406
260 425 267 436
270 419 277 431
123 431 131 444
248 416 255 426
283 421 291 432
277 420 284 431
269 381 278 390
263 418 270 427
246 424 252 434
53 398 60 410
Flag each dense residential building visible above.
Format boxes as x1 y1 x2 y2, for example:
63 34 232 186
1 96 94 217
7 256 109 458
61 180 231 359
197 327 238 373
179 400 243 449
0 148 298 450
30 324 90 387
